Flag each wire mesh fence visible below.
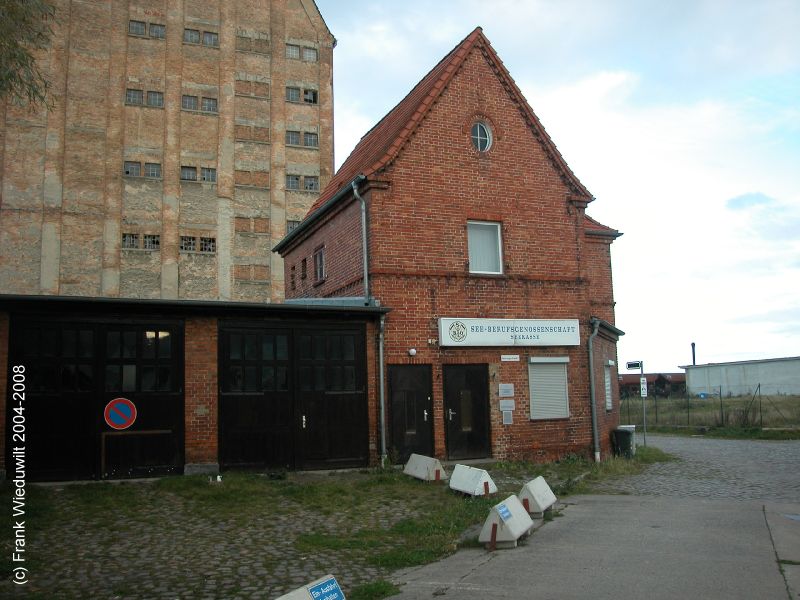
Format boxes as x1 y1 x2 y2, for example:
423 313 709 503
619 385 800 430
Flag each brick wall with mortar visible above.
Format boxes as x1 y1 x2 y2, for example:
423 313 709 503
0 0 333 303
184 316 219 468
281 42 622 461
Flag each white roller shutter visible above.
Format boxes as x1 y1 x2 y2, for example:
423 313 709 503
529 360 569 420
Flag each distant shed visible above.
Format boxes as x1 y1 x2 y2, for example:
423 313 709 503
681 357 800 397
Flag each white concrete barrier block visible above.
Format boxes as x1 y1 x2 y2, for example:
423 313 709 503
478 495 534 549
518 476 557 515
449 464 497 496
403 453 448 482
275 574 345 600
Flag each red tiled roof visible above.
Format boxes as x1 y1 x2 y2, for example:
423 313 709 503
305 26 593 219
584 214 621 238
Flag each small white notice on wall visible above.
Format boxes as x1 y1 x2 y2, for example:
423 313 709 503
499 399 515 412
501 355 520 362
502 410 513 425
498 383 515 397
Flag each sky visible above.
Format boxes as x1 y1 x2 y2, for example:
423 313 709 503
314 0 800 373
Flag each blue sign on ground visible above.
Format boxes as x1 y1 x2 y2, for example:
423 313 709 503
497 503 512 522
308 577 345 600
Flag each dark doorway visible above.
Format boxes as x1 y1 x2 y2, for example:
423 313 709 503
443 364 490 460
219 324 368 471
7 318 184 481
388 365 433 463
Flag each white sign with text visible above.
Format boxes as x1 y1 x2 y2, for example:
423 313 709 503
439 318 580 347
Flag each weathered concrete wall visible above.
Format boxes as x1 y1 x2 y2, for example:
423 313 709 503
686 358 800 396
0 0 333 303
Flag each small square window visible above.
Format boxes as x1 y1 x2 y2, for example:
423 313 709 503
201 97 218 113
285 87 300 102
149 23 165 39
302 47 318 62
286 174 300 190
183 29 200 44
287 219 300 233
285 44 300 59
143 234 160 250
122 233 139 249
303 89 318 104
125 89 144 105
147 91 164 107
144 163 161 178
181 95 198 111
129 20 146 36
467 221 503 274
201 167 216 182
180 166 197 181
124 161 141 177
303 132 318 147
285 130 300 145
203 31 219 47
304 176 319 192
199 237 216 253
314 247 325 281
180 236 196 252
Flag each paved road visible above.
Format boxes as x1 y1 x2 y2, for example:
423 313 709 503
391 435 800 599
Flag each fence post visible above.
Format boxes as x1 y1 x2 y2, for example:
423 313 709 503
719 386 723 426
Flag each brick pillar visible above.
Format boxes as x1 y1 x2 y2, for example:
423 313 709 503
0 312 8 477
184 317 219 474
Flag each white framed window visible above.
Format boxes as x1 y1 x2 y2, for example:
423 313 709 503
285 44 300 59
203 31 219 47
199 237 216 253
180 166 197 181
124 161 141 177
303 176 319 191
149 23 165 39
287 219 300 233
180 236 196 252
286 174 300 190
604 366 613 411
285 87 300 102
471 121 492 152
303 132 318 147
303 89 318 104
143 234 160 250
122 233 139 249
467 221 502 274
302 47 318 62
129 20 146 36
201 167 216 182
183 29 200 44
144 163 161 178
201 97 218 113
529 357 570 420
285 130 300 145
182 95 198 111
314 246 325 281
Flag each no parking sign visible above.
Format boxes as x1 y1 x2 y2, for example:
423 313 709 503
104 398 137 430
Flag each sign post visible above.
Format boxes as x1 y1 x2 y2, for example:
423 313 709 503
626 361 646 447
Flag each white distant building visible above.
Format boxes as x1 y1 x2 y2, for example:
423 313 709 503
681 357 800 397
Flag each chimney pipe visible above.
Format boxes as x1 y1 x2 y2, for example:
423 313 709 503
691 342 696 366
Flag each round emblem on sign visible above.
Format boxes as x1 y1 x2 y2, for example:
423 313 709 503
448 321 467 343
104 397 137 430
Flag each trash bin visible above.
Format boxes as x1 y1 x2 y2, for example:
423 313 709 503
612 426 635 458
618 425 636 455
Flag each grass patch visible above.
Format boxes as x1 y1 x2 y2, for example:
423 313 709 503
349 579 400 600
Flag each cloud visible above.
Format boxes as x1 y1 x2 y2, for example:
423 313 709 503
726 192 775 210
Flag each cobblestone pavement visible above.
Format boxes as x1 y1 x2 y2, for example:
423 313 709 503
594 434 800 501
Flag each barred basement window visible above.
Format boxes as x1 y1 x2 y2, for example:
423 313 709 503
199 237 216 253
203 31 219 47
183 29 200 44
304 176 319 191
143 234 161 250
285 130 300 145
182 95 198 110
124 161 141 177
302 47 318 62
180 166 197 181
303 132 318 147
144 163 162 178
201 167 216 182
286 174 300 190
149 23 165 39
179 236 196 252
126 89 144 105
147 91 164 107
285 87 300 102
201 97 218 113
285 44 300 59
129 20 146 36
122 233 139 249
303 89 318 104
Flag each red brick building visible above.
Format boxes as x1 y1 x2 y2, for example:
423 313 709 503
275 28 624 463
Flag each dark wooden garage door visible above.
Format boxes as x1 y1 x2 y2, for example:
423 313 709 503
7 318 184 481
219 324 368 470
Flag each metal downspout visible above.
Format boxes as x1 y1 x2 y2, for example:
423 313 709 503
588 318 601 462
378 315 388 467
351 180 369 304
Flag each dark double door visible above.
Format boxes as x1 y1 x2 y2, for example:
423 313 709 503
219 324 368 470
389 364 490 462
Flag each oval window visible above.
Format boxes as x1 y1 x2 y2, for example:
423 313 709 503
470 122 492 152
